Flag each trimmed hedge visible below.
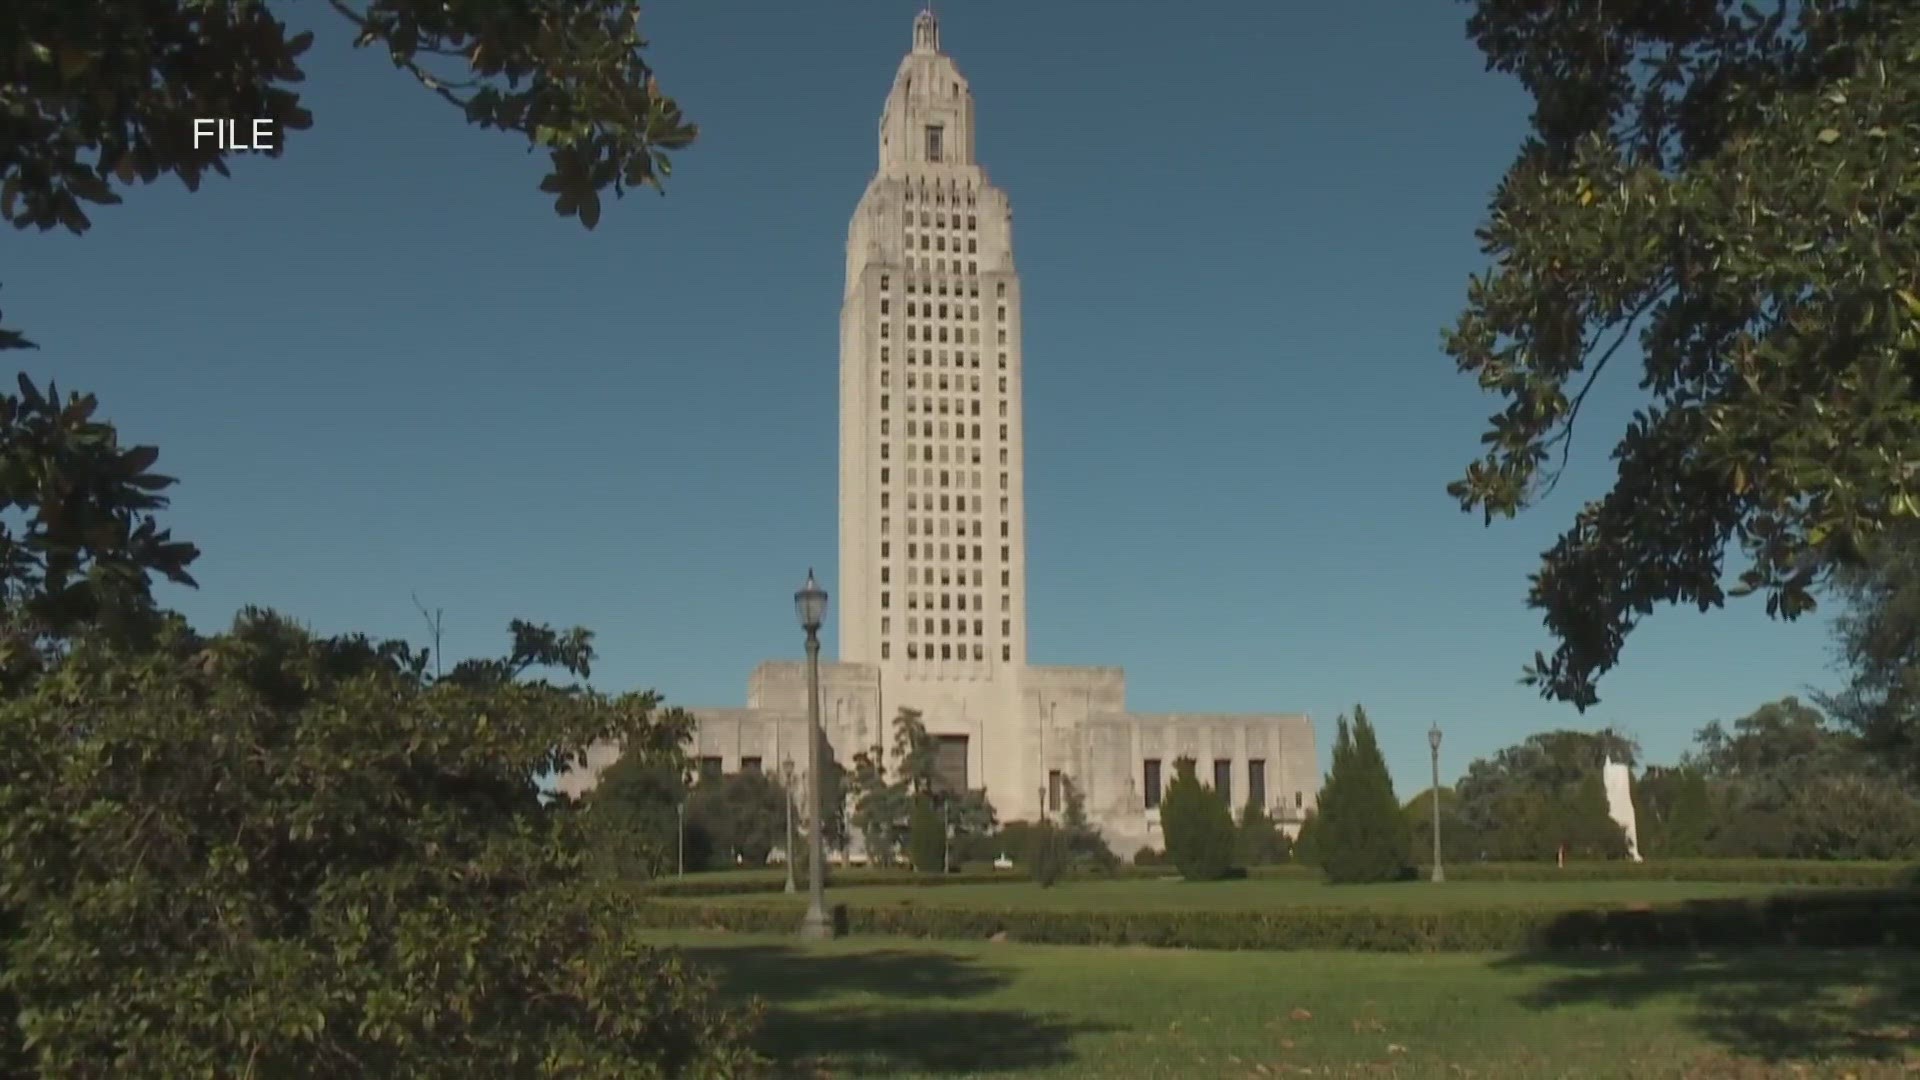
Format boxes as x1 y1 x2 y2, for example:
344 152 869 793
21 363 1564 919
637 859 1915 898
642 863 1169 898
635 888 1920 953
1407 858 1919 887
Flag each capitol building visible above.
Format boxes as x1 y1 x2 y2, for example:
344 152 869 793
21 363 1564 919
560 10 1316 855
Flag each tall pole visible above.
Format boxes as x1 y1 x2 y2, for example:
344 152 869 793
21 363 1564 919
799 628 832 938
677 801 685 878
1429 723 1445 884
783 760 797 894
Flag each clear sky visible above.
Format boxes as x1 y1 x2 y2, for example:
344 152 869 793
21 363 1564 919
16 1 1841 795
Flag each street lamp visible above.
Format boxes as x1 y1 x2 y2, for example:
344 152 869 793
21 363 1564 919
1428 723 1445 884
794 569 833 939
782 758 798 894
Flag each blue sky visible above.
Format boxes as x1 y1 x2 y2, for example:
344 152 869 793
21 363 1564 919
16 1 1840 795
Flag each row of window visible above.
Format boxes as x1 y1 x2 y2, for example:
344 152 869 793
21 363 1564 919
885 641 1008 661
901 180 973 208
890 563 1009 587
879 346 1008 371
878 300 1002 322
879 573 1011 609
908 233 978 255
875 467 1011 492
882 419 1010 441
882 493 1008 514
1139 758 1302 811
878 517 1009 540
879 447 1011 468
877 275 1008 301
906 211 978 230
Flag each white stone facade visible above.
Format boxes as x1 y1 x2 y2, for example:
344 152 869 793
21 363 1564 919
557 10 1317 853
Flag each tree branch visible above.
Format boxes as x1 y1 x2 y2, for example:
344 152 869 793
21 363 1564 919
1536 285 1669 500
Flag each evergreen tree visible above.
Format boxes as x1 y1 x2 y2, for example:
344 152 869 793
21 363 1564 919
1292 810 1321 867
1160 757 1238 881
1316 706 1410 883
1060 776 1119 872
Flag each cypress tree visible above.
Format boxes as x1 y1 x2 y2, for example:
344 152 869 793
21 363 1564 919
1317 706 1410 883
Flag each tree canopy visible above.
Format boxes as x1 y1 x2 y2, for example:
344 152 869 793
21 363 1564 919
1449 0 1920 708
3 0 697 348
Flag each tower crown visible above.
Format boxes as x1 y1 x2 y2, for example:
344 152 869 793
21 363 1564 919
879 9 975 170
913 8 939 53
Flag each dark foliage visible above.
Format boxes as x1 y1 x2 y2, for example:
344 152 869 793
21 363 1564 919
1158 757 1238 881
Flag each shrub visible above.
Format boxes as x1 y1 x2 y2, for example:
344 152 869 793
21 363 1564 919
1027 822 1070 887
1236 798 1292 866
1160 758 1239 881
908 796 948 872
0 612 760 1077
1133 845 1164 867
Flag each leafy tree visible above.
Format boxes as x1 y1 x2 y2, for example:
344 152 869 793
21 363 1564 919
849 708 994 867
582 747 689 881
1820 526 1920 779
1314 707 1410 883
1402 787 1475 867
1783 775 1920 859
1560 772 1630 860
908 796 947 872
1633 765 1716 858
1235 796 1291 867
0 377 199 687
0 608 759 1076
3 2 695 250
1446 0 1920 709
1454 728 1637 857
1686 696 1863 784
1159 757 1238 881
685 769 788 870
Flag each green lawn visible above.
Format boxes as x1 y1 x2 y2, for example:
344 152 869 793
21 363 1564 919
657 931 1920 1078
662 876 1796 914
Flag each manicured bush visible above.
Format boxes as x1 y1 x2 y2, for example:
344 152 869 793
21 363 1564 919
1236 798 1292 866
908 796 947 872
1160 758 1239 881
636 888 1920 953
1027 822 1070 887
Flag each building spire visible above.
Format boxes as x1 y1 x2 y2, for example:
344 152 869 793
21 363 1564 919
913 5 939 54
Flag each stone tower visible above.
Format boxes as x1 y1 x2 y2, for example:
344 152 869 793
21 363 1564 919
837 9 1029 687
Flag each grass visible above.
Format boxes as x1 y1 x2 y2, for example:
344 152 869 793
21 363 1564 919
657 930 1920 1078
660 876 1799 914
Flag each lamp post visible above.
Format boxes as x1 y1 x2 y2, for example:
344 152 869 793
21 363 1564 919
782 758 798 894
795 570 833 939
1428 723 1445 884
676 800 685 878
